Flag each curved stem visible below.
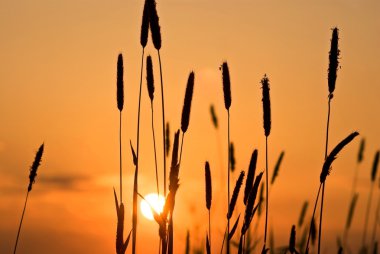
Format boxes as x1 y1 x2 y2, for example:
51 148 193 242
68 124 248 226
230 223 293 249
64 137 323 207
158 50 166 197
14 191 29 254
317 96 332 254
305 183 322 253
132 47 145 254
151 102 160 195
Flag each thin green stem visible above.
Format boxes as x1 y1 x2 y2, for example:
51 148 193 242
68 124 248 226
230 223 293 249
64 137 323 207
227 109 230 254
151 102 160 195
158 50 166 197
14 191 29 254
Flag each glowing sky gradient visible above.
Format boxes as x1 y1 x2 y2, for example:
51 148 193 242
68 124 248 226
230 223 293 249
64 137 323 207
1 0 380 253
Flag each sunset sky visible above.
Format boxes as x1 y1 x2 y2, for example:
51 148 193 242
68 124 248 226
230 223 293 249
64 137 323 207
1 0 380 253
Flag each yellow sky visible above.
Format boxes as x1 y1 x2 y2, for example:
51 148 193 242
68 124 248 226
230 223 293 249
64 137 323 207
1 0 380 253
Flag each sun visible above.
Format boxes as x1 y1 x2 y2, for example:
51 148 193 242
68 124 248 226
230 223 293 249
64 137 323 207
140 193 165 221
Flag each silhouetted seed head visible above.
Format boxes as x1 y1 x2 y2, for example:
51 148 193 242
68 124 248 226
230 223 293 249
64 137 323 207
358 138 365 163
116 202 125 254
117 54 124 111
221 62 231 110
311 217 317 245
210 104 218 129
146 55 154 101
289 225 296 254
165 122 170 157
181 72 195 133
28 143 44 192
244 149 258 205
261 74 271 137
205 161 212 210
242 172 263 234
320 132 359 183
257 182 265 216
130 140 137 166
328 27 340 96
149 0 161 50
169 130 180 192
227 171 245 219
171 130 180 169
371 151 379 182
206 234 211 254
228 215 240 240
346 193 358 230
298 201 309 227
271 151 284 185
229 142 236 172
185 230 190 254
140 0 150 48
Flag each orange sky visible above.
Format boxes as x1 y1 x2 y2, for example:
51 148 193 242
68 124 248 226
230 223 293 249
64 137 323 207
1 0 380 253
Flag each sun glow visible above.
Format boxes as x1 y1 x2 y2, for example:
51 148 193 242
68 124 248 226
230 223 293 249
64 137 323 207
140 193 165 221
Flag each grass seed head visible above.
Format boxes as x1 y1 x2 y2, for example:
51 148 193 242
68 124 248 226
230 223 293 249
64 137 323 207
140 0 150 48
181 72 195 133
117 54 124 111
221 62 231 110
28 143 44 192
146 55 155 101
328 27 340 95
261 74 271 137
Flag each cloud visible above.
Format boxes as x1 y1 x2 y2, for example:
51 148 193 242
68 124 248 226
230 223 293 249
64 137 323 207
38 174 91 190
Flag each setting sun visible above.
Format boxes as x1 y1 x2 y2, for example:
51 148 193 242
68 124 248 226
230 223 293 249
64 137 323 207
140 193 165 221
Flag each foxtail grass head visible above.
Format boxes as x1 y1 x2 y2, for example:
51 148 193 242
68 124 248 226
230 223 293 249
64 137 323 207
210 104 218 129
229 142 235 172
244 149 258 205
146 55 155 101
328 27 340 97
205 161 212 210
181 72 195 133
289 225 296 254
140 0 150 48
271 151 284 185
261 74 271 137
117 54 124 111
166 122 170 157
149 0 161 50
358 138 365 163
371 151 379 182
28 143 44 192
221 62 231 110
227 171 244 219
320 132 359 183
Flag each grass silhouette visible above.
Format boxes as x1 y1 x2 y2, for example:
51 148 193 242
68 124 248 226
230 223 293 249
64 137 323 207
13 144 44 254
